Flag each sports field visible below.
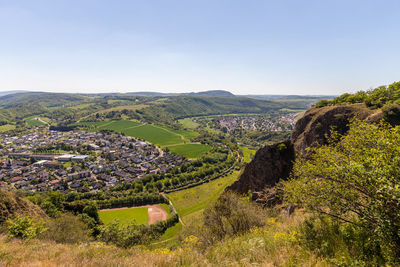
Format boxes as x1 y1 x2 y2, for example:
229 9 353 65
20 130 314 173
99 207 149 225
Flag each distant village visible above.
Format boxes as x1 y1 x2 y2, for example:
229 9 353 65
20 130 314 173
0 130 183 193
211 113 297 132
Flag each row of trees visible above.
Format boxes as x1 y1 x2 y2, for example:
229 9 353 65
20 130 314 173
316 81 400 109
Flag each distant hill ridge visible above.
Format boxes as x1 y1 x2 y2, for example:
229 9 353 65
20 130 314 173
185 90 235 97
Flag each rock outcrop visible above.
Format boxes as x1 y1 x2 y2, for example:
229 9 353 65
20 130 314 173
0 189 46 223
227 140 295 194
228 103 382 206
291 104 377 152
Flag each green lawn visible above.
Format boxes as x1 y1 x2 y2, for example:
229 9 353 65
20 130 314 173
99 207 149 225
168 170 241 224
0 124 16 132
167 144 211 158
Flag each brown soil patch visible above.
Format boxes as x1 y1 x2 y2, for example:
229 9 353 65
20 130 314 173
100 204 168 225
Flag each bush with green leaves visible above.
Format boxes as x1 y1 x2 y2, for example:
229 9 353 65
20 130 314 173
98 213 179 247
40 213 91 244
190 191 267 246
284 120 400 262
98 219 149 247
7 216 46 240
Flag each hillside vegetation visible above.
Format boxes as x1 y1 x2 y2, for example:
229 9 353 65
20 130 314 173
0 91 319 129
316 81 400 109
3 85 400 266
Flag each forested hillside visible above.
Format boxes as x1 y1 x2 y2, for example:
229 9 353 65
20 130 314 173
0 91 319 126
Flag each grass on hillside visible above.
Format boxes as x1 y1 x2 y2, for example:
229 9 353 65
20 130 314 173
98 120 141 131
168 170 241 224
240 146 256 163
25 118 45 127
0 124 16 132
123 125 183 146
167 144 211 159
0 211 330 266
99 207 149 225
178 118 200 129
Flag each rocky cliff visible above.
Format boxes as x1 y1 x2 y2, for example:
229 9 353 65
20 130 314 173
227 140 295 194
228 104 381 201
291 104 377 152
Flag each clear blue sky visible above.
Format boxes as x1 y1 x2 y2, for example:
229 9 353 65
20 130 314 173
0 0 399 95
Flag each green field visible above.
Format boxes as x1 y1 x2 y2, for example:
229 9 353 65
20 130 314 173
98 120 141 131
179 118 200 129
167 144 211 158
123 124 183 146
168 170 241 224
76 120 210 157
24 116 49 127
99 207 149 225
0 124 16 132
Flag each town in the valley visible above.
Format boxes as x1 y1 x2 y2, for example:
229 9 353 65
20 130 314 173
0 130 183 192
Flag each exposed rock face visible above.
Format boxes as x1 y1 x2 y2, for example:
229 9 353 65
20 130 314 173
228 103 382 205
251 187 282 208
291 104 376 152
227 140 295 194
0 189 46 223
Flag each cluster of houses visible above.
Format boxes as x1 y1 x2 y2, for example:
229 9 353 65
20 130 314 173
0 130 183 192
216 113 298 132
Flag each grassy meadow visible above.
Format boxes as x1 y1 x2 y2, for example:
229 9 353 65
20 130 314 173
168 170 240 224
240 146 256 163
178 118 200 129
99 207 149 225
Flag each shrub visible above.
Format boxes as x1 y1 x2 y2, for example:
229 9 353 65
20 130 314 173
7 216 46 240
98 219 147 247
39 213 91 244
188 191 266 246
98 213 179 248
382 103 400 125
284 120 400 262
300 215 386 265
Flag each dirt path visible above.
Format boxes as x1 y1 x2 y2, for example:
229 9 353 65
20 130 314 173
100 204 168 225
161 193 185 226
